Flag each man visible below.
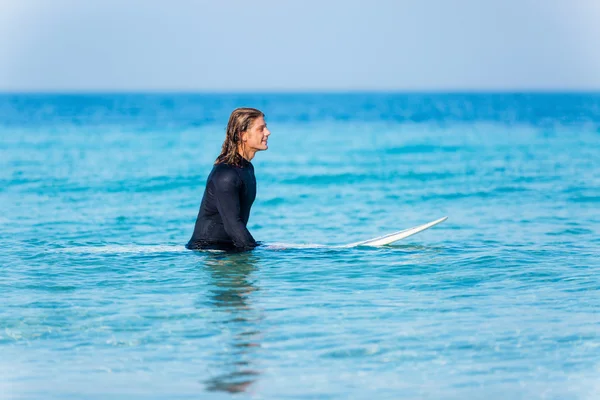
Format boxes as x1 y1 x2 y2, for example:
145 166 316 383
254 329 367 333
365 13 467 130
186 108 271 251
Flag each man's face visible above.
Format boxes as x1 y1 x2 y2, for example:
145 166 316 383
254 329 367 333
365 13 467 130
243 116 271 152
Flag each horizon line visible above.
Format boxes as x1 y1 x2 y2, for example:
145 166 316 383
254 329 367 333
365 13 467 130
1 88 600 95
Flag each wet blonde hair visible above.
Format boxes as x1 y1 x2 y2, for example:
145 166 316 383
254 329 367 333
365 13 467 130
215 107 264 167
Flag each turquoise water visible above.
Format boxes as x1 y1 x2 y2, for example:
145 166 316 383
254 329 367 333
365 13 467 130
1 94 599 399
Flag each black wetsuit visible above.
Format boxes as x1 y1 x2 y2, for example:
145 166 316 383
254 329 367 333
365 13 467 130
186 157 259 251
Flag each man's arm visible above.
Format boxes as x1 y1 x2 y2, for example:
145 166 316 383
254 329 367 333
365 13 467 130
213 168 257 249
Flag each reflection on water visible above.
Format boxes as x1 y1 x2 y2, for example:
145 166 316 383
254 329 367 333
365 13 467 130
200 252 263 394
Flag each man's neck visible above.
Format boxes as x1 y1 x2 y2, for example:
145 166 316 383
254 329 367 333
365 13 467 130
238 148 256 161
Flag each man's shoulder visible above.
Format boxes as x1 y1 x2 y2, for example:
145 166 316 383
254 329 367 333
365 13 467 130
212 163 241 187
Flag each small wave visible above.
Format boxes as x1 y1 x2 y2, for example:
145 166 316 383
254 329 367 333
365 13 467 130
55 245 185 254
262 243 329 250
547 228 594 236
280 173 372 185
384 144 462 154
570 195 600 203
56 243 338 254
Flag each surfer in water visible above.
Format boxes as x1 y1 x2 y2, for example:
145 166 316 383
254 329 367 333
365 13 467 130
186 108 270 252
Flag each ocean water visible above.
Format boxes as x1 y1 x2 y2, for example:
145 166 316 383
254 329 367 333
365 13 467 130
1 93 599 399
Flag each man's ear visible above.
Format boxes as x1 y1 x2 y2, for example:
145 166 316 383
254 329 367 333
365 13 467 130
240 131 247 142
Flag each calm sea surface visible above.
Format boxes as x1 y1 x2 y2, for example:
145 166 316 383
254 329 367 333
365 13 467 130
1 93 599 399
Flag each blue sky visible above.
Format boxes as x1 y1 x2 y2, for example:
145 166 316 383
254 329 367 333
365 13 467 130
1 0 599 91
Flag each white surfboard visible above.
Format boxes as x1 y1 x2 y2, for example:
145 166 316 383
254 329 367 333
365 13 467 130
340 216 448 248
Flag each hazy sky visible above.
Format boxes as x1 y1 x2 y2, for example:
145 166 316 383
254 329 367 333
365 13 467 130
1 0 599 91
